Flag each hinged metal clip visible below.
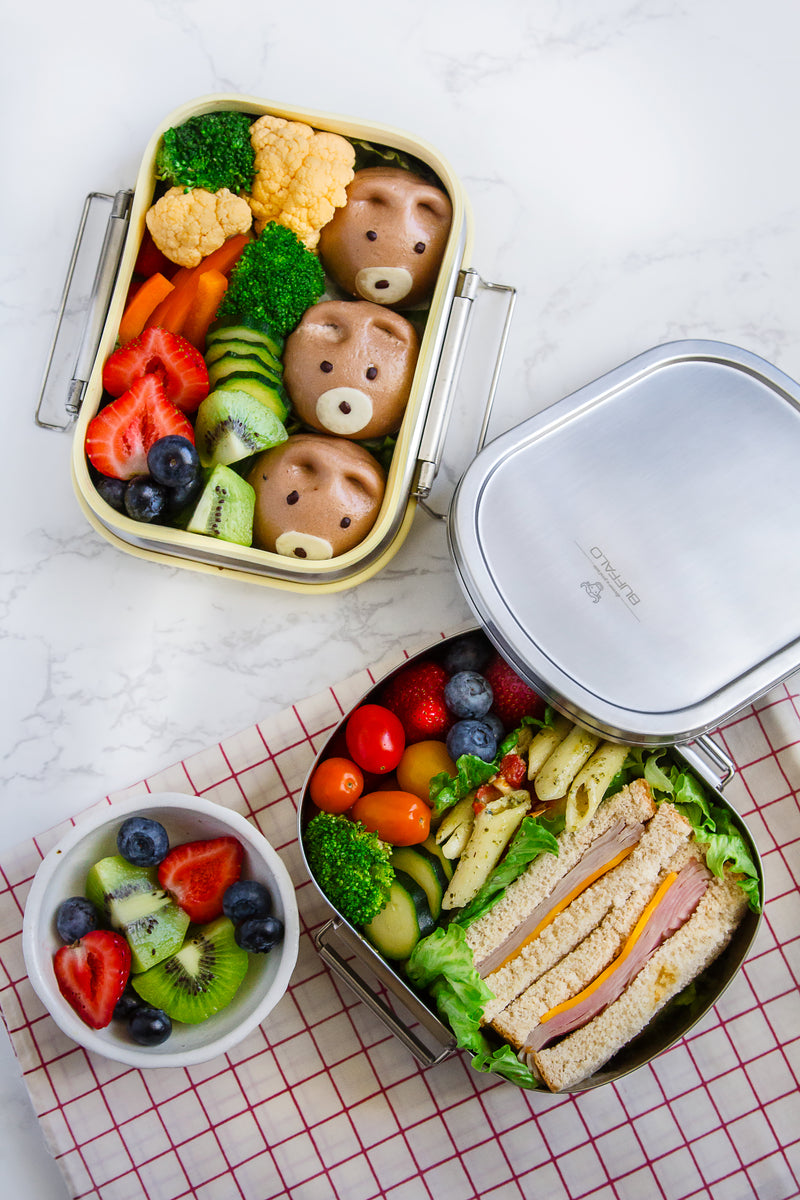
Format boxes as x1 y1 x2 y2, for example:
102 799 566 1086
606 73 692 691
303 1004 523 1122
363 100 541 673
36 189 133 431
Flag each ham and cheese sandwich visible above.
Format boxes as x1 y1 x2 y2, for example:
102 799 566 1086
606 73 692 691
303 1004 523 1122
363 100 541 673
467 779 749 1091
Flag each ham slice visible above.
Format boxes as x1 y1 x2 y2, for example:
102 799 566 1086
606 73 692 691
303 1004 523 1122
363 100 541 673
525 857 712 1054
477 819 645 977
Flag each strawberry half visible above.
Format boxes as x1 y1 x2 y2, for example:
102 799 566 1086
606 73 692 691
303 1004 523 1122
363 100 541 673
158 836 244 924
54 929 131 1030
381 660 454 744
102 326 209 413
85 373 195 480
483 652 546 727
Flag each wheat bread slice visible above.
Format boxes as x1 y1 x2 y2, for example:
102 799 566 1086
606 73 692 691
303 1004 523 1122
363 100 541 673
530 868 749 1092
480 799 693 1024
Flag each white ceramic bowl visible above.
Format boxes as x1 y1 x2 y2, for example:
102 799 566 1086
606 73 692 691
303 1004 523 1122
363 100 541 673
22 793 299 1068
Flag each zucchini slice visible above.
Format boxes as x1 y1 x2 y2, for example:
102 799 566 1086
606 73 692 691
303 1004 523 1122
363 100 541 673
421 834 454 881
363 870 435 960
391 845 450 919
207 318 285 359
214 373 290 422
205 341 283 375
208 353 283 390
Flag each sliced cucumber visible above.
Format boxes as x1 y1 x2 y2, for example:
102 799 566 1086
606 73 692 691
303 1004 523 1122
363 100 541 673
421 834 454 882
215 372 290 422
208 352 283 390
362 869 435 960
207 318 285 359
390 846 450 919
205 341 283 375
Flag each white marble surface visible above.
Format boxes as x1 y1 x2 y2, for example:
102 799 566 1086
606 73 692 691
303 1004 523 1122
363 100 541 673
4 0 800 1194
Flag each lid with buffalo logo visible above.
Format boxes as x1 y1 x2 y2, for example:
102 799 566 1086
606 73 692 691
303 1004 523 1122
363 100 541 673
448 340 800 745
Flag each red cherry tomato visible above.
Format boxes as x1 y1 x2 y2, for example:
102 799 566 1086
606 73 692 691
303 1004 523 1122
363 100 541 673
350 791 431 846
309 757 365 813
345 704 406 774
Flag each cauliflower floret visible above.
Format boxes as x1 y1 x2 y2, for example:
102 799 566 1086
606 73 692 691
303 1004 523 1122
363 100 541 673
247 114 355 249
145 187 253 268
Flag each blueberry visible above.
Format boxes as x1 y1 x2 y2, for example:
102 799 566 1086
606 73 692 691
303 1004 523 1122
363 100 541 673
483 711 506 743
117 816 169 867
443 633 492 675
128 1005 172 1046
147 436 200 489
222 880 273 925
93 472 128 513
234 915 284 953
163 474 203 520
444 671 493 720
55 896 99 943
446 719 498 763
113 989 143 1021
124 475 167 522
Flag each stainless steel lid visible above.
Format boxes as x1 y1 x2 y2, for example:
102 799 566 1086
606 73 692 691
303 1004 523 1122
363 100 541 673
448 339 800 745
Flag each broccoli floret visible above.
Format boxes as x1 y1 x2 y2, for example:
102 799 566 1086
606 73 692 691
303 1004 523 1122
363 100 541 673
216 222 326 336
304 812 394 926
156 111 256 194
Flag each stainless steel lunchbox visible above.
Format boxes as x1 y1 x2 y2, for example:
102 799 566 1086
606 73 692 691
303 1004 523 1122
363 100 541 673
298 339 800 1088
37 93 515 593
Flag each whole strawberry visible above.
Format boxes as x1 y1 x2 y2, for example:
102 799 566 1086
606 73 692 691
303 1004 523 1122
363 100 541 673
381 661 454 744
483 652 545 728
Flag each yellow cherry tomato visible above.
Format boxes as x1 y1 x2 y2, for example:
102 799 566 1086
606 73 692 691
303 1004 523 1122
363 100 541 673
396 740 457 802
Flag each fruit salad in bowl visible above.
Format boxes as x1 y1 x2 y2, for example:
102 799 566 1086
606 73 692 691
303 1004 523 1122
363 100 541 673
22 794 299 1068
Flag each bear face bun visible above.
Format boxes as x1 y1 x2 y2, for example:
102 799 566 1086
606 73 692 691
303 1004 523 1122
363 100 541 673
283 299 420 440
318 167 452 309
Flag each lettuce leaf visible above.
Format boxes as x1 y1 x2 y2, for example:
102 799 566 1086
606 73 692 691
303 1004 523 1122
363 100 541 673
429 712 553 816
406 924 540 1088
643 753 762 912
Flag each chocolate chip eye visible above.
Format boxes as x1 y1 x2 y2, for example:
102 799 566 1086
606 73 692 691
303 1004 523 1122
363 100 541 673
366 366 378 380
286 490 299 505
414 241 426 254
366 230 377 241
320 360 333 373
340 517 351 528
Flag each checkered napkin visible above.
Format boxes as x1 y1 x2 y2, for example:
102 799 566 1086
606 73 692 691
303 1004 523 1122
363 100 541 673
1 644 798 1200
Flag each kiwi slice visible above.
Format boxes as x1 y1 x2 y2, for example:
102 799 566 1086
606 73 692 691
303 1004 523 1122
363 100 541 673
130 916 248 1023
186 463 256 546
194 389 287 468
85 855 190 974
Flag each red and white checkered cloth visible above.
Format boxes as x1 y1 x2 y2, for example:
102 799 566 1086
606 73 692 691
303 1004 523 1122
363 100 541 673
1 641 798 1200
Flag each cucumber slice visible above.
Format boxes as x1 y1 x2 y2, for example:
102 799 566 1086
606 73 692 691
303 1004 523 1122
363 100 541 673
207 318 285 359
205 340 283 375
208 353 283 390
362 869 435 960
390 846 450 919
214 372 290 422
421 834 454 881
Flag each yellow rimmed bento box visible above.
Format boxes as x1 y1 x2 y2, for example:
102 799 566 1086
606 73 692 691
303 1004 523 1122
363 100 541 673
38 93 515 593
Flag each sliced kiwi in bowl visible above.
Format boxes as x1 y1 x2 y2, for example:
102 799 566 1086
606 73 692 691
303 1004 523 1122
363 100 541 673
131 916 249 1024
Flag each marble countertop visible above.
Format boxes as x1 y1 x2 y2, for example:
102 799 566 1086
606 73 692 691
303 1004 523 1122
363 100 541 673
4 1 800 1194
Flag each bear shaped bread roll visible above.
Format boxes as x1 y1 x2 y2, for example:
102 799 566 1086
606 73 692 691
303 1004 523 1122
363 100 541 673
246 433 385 560
318 167 452 309
283 299 419 440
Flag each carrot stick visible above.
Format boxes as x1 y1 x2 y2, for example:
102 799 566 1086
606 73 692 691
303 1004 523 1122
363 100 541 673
118 272 174 344
145 233 251 336
181 269 230 349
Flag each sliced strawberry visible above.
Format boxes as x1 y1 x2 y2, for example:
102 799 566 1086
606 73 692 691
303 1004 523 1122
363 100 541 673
102 326 209 413
85 374 194 480
158 836 244 924
54 930 131 1030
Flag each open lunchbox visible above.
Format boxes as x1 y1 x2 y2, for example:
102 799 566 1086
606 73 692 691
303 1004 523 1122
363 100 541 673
298 340 800 1091
37 93 515 593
